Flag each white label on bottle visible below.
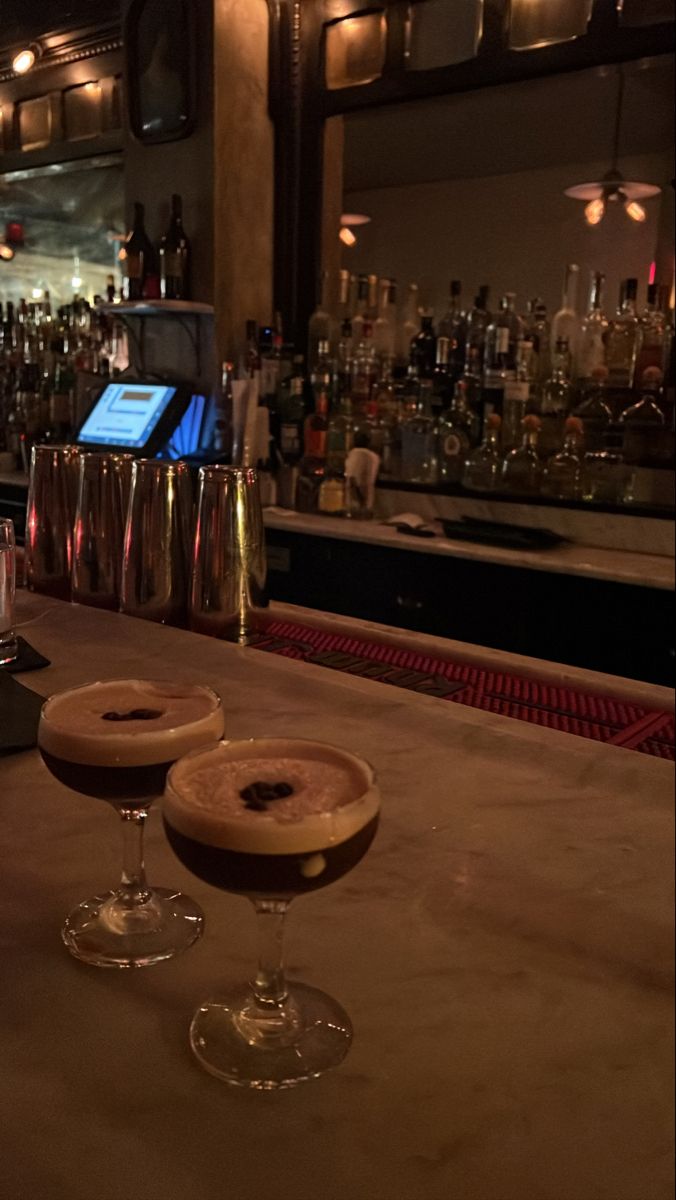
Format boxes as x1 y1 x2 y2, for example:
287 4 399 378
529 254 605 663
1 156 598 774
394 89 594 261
496 328 510 354
503 380 529 402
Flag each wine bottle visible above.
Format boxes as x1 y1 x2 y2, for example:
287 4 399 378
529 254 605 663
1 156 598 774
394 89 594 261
159 194 191 301
124 202 156 301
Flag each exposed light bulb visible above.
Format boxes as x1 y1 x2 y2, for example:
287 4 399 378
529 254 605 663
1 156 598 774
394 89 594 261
339 227 357 246
0 243 15 261
12 47 36 75
625 199 646 223
584 197 605 226
71 275 83 289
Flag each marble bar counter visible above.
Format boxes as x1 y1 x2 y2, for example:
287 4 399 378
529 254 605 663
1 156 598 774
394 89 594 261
2 592 673 1200
263 508 675 591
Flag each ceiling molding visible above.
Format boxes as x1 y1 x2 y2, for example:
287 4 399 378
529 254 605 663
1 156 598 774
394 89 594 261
0 23 122 85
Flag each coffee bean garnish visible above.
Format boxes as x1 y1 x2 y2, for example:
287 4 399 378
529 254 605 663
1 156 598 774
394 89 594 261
240 781 294 811
101 708 164 722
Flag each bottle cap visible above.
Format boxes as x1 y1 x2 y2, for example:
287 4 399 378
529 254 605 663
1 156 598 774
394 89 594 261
565 416 584 435
486 413 502 429
522 414 541 431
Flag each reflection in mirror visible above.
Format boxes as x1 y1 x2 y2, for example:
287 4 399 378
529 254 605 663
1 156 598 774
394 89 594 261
0 157 124 306
317 56 674 510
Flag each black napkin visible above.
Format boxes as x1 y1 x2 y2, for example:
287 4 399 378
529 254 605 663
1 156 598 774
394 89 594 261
0 671 44 755
0 637 51 674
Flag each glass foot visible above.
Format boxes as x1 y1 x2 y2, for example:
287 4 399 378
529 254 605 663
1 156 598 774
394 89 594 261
189 982 353 1089
62 887 205 968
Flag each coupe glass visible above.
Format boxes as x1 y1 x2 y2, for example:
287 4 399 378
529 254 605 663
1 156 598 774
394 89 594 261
38 679 224 967
163 737 380 1089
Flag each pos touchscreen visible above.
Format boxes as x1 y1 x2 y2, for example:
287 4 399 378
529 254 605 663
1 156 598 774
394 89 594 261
76 380 188 454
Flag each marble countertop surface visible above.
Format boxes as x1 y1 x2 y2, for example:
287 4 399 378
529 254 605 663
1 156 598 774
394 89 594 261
2 593 673 1200
264 509 676 592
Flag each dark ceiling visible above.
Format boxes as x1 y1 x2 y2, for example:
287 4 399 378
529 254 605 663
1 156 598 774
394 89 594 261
0 1 121 51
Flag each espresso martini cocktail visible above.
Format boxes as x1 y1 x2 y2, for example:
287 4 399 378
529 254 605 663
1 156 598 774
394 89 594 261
38 679 224 968
164 737 380 1088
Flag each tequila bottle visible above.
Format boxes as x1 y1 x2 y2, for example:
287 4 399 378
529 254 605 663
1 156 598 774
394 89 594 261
635 283 668 381
619 385 666 466
484 294 522 388
502 339 534 449
539 338 574 458
462 413 502 493
572 366 612 452
501 415 543 495
542 416 584 500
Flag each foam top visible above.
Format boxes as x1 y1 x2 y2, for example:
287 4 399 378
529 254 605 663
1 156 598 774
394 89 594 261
38 680 224 767
164 738 380 855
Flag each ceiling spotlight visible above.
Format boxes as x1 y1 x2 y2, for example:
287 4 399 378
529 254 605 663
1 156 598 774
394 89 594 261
584 197 606 226
11 45 39 75
339 227 357 246
0 243 15 262
624 199 647 222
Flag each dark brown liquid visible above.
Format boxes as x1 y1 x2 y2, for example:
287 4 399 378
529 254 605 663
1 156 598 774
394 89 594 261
40 749 173 805
163 815 379 898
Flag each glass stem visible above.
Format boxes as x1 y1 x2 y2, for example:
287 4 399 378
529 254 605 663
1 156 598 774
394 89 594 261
251 899 289 1007
118 807 151 906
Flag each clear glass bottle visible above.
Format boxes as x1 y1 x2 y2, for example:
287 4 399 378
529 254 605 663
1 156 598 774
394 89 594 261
462 413 502 492
583 429 633 504
326 394 354 476
438 380 473 483
464 285 491 377
350 275 370 345
398 283 420 364
551 263 580 366
400 380 439 483
483 293 522 388
501 414 543 495
373 277 396 365
635 283 668 381
542 415 584 500
523 298 551 388
619 386 666 466
437 280 465 379
577 271 608 384
606 278 639 390
572 365 612 452
432 336 453 414
538 337 574 458
502 339 534 449
308 272 337 365
351 319 378 418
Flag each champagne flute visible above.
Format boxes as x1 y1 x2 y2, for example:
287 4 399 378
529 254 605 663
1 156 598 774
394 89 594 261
164 737 380 1088
38 679 224 968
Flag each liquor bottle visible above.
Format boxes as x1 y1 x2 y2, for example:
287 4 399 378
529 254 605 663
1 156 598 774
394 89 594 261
351 319 378 417
542 416 584 500
464 285 491 376
124 202 155 301
398 283 420 362
308 271 337 365
431 336 453 416
583 429 633 504
278 356 307 464
373 278 396 365
326 393 354 476
336 319 353 400
372 365 401 477
310 339 334 408
303 385 329 461
159 194 191 301
538 337 574 458
501 415 543 495
243 319 261 379
462 413 502 493
437 280 465 379
350 275 370 345
527 298 551 387
634 283 668 381
551 263 580 365
337 269 351 323
410 312 437 379
438 380 473 483
577 271 608 384
400 380 439 484
606 278 639 390
502 339 534 449
572 366 613 452
483 294 522 388
619 382 666 466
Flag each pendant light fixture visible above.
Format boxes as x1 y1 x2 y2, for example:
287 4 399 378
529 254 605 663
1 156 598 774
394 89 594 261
564 67 661 225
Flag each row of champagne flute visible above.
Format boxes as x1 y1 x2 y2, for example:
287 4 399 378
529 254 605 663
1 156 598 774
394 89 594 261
24 446 267 642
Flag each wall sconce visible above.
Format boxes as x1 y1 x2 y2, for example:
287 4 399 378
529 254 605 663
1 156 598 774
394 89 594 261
339 227 357 246
509 0 594 50
325 11 387 90
11 43 41 75
339 212 370 245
